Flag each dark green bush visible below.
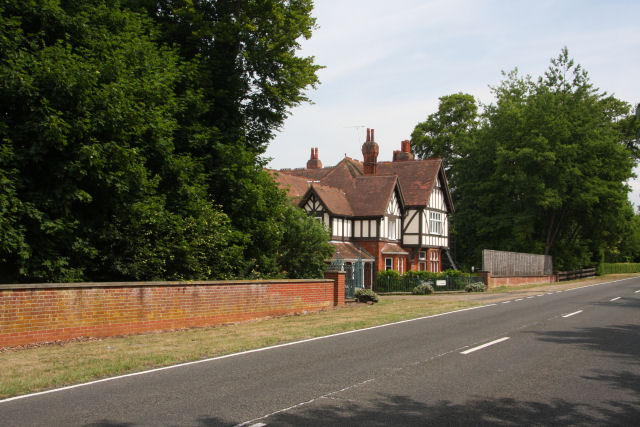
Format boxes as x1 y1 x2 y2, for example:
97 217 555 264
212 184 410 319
354 288 379 303
412 282 434 295
377 270 401 280
465 282 487 292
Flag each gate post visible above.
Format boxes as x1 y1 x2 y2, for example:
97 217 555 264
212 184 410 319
324 270 345 306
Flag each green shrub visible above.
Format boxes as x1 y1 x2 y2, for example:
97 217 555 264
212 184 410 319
412 282 434 295
445 269 468 278
465 282 487 292
354 288 379 303
378 270 401 280
599 263 640 275
403 270 441 280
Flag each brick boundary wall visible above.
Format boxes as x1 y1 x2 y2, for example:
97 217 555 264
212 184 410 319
0 275 345 348
478 271 557 289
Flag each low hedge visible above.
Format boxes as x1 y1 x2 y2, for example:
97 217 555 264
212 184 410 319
598 263 640 275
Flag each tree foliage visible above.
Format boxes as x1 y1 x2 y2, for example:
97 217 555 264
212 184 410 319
411 92 478 178
413 48 637 270
0 0 329 282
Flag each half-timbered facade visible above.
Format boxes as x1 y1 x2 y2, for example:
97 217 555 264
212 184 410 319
273 128 454 285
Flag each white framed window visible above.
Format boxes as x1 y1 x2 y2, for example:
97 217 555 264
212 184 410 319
419 251 426 260
385 257 393 271
419 261 427 271
430 250 440 272
388 219 396 240
429 212 443 235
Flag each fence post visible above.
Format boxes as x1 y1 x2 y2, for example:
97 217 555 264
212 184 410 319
325 270 345 306
478 270 491 289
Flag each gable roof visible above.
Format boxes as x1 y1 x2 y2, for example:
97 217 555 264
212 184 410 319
276 153 453 216
377 159 444 208
298 174 400 218
309 184 353 216
349 175 398 217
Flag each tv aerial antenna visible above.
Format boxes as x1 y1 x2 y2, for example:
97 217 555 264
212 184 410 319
344 125 366 145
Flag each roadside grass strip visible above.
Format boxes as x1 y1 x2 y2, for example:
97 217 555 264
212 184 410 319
0 300 487 402
562 310 583 318
461 337 510 355
2 273 638 401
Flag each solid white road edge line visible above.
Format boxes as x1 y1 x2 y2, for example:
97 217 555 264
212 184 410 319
562 310 583 318
460 337 510 355
0 303 496 404
3 275 638 404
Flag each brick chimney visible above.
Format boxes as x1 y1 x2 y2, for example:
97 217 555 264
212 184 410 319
393 139 414 162
361 128 379 175
306 147 322 169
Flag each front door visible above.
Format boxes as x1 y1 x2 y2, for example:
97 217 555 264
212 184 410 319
364 262 372 289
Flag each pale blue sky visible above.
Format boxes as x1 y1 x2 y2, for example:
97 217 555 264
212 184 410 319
265 0 640 203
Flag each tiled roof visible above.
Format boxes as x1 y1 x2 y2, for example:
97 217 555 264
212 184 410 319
269 170 311 202
377 159 442 207
312 184 353 216
349 175 397 217
381 243 409 255
330 241 375 261
275 154 452 216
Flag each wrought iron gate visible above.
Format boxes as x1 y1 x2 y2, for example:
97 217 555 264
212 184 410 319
344 255 364 298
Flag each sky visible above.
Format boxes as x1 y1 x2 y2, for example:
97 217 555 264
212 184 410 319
265 0 640 204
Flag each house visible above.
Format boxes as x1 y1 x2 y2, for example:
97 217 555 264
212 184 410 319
273 128 454 287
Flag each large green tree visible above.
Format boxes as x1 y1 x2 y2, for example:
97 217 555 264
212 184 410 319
411 92 478 178
1 0 330 282
0 0 249 282
414 48 637 270
125 0 325 277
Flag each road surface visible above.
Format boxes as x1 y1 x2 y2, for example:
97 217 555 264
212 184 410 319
1 277 639 426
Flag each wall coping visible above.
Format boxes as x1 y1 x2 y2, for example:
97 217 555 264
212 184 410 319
0 278 332 291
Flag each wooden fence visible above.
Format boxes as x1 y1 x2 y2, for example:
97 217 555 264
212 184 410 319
482 249 553 277
556 268 597 281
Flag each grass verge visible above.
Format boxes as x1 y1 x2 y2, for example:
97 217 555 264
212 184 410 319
0 298 476 399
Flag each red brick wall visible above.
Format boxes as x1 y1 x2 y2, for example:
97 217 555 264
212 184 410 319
324 271 346 306
0 278 342 348
478 271 557 289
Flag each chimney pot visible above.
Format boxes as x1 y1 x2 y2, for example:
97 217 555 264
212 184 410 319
306 147 322 169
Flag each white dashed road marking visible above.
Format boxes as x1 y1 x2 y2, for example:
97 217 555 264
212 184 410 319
461 337 510 355
562 310 583 318
610 297 621 301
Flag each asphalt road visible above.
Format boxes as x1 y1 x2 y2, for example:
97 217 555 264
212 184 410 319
1 277 639 426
